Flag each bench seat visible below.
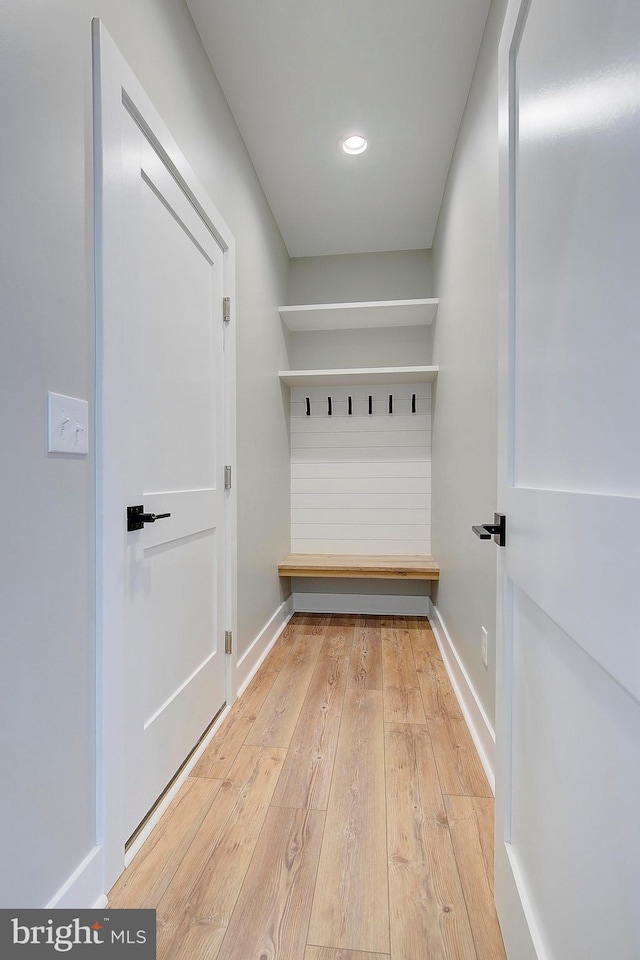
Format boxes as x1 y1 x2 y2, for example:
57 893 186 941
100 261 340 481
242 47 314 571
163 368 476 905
278 553 439 581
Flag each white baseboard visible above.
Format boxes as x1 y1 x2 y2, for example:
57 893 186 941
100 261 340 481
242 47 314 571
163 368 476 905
46 845 105 909
429 600 495 792
236 597 294 696
293 592 430 616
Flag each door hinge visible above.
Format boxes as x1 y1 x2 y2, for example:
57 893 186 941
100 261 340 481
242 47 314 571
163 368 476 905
223 297 231 323
224 465 232 490
225 630 233 655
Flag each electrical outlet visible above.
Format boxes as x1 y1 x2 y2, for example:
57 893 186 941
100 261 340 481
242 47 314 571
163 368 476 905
481 627 489 668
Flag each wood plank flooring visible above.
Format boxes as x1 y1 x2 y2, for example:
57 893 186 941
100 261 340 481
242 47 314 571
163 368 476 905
109 614 506 960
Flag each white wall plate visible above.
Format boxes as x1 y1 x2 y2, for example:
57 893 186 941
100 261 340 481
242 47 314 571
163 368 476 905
47 392 89 454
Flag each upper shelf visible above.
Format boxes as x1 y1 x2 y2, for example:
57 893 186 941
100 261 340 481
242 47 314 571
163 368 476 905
278 365 438 387
279 298 438 332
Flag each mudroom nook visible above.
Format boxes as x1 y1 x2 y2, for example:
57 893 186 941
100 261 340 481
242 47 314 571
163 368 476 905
278 290 440 616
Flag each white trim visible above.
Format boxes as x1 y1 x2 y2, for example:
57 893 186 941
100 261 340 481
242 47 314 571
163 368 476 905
236 598 294 694
223 196 238 709
294 592 430 616
503 844 552 960
93 20 237 895
46 847 105 909
279 366 438 387
428 600 496 793
494 1 542 955
124 702 232 868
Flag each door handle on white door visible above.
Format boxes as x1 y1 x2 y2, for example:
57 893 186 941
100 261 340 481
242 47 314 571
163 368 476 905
127 504 172 532
472 513 506 546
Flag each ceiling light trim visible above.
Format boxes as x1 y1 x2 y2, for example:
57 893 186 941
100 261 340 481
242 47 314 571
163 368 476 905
341 134 368 155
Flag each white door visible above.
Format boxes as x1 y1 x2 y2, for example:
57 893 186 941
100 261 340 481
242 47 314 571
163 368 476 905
120 130 227 837
94 22 236 878
495 1 640 958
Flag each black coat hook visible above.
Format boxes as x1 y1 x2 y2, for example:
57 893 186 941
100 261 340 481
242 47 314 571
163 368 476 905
411 393 416 414
368 395 373 415
327 397 332 416
348 396 353 415
388 394 393 414
306 397 311 416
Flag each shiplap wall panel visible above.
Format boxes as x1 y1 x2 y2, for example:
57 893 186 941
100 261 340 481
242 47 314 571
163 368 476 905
291 415 428 434
291 461 430 479
290 382 431 556
293 446 427 462
292 430 431 450
291 539 430 554
292 492 429 508
292 509 431 525
293 523 430 540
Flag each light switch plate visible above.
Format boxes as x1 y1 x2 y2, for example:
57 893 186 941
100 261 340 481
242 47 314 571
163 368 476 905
481 626 489 668
48 392 89 454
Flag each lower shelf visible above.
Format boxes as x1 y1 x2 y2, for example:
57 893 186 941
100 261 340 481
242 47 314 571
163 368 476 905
278 553 439 581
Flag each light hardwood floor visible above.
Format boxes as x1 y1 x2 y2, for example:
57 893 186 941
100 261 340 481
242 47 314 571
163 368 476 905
109 613 506 960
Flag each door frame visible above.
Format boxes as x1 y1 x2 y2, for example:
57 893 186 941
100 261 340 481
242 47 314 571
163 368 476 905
92 20 237 893
495 0 545 956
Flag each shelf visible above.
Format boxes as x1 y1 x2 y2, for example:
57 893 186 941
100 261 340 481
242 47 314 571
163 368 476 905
279 298 438 332
278 366 438 387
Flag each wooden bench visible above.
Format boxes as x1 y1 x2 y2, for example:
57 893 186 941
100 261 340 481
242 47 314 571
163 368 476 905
278 553 439 581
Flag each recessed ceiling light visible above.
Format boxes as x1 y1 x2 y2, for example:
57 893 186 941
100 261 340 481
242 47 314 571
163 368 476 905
342 134 368 155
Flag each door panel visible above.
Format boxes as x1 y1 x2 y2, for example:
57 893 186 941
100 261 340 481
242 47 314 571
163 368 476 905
119 110 226 836
512 1 640 497
137 533 218 719
497 0 640 956
138 179 218 493
505 487 640 701
510 586 640 959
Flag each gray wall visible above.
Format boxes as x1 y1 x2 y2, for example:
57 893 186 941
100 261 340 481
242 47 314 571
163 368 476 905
431 0 507 726
289 249 433 304
0 0 289 907
287 250 434 369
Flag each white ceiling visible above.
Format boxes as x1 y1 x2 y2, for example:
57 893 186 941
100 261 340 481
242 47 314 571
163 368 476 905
186 0 492 258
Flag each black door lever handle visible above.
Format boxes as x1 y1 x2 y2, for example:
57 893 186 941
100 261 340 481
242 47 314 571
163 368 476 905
472 524 494 539
127 505 172 532
472 513 506 547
